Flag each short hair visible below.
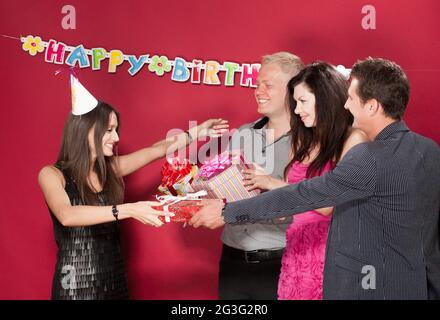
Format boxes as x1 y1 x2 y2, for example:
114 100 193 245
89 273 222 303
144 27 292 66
261 52 305 77
351 57 410 120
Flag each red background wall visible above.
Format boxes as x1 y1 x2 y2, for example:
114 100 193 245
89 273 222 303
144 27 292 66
0 0 439 299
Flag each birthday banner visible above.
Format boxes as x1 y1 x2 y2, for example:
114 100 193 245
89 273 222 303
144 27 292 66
20 35 260 88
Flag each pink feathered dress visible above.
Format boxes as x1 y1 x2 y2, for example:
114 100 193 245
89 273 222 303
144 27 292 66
277 161 333 300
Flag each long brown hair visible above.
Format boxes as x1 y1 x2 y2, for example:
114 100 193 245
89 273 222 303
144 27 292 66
56 101 124 205
285 62 353 178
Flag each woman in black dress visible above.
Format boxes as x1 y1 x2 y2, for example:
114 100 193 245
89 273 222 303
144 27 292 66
38 98 228 299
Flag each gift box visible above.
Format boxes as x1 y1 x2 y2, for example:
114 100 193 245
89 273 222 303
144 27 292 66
190 153 260 202
158 157 198 196
153 190 208 223
153 199 204 223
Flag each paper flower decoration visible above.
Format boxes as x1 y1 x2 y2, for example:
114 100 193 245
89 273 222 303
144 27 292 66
148 55 172 76
22 35 45 56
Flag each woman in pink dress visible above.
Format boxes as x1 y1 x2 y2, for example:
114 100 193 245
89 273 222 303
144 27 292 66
242 62 369 299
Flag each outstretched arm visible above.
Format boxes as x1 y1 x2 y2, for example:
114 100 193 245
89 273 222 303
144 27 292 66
117 119 228 176
224 143 376 223
190 143 376 228
38 166 170 227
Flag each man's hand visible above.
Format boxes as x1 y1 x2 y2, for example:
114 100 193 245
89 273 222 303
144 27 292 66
242 163 288 191
188 199 225 229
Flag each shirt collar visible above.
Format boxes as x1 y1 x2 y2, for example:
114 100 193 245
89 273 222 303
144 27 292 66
252 117 269 129
252 117 291 139
375 121 410 141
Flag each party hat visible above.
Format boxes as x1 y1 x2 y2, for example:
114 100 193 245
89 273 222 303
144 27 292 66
70 74 98 115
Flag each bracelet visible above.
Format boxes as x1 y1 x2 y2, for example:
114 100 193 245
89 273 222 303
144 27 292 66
112 205 119 221
184 130 194 144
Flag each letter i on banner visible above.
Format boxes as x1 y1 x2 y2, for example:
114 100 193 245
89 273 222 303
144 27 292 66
191 59 202 83
204 61 221 85
45 40 67 64
240 63 260 88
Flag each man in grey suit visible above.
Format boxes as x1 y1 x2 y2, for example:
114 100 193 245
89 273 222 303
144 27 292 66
189 58 440 300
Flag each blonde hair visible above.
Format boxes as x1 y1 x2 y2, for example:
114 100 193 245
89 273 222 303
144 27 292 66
261 52 304 77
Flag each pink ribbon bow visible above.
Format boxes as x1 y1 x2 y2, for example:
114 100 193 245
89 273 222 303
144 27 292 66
199 153 233 179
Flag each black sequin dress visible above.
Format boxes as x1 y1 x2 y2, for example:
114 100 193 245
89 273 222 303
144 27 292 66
49 167 129 300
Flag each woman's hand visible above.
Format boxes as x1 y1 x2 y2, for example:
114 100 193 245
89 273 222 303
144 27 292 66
242 163 288 191
124 201 173 227
195 118 229 139
116 118 229 177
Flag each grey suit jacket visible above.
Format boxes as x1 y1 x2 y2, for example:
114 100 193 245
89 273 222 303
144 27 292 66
223 121 440 300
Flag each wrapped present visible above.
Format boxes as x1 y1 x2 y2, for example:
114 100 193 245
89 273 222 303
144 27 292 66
190 153 260 202
154 200 203 223
153 190 207 223
158 157 198 196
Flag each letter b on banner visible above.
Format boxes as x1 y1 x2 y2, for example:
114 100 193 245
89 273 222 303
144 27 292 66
172 57 190 82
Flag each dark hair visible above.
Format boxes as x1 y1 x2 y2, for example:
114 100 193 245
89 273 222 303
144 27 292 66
285 62 353 178
351 57 410 120
56 101 124 205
